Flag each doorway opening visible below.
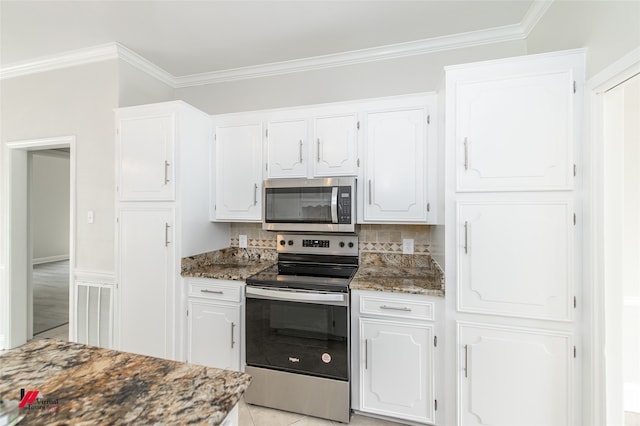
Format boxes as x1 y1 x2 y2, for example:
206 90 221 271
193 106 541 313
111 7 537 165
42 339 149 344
30 149 71 340
2 136 76 349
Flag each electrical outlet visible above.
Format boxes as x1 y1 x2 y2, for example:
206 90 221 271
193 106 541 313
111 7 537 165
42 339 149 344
87 210 94 224
239 235 248 248
402 238 414 254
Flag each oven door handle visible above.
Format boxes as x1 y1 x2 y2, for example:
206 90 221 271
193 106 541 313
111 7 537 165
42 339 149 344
246 286 346 303
331 186 338 224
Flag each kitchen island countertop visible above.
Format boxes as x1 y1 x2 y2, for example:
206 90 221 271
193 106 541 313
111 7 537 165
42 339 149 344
0 339 251 425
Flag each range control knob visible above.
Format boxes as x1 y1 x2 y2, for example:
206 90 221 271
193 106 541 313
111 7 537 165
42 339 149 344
288 240 294 246
279 240 286 246
339 242 345 248
348 242 354 248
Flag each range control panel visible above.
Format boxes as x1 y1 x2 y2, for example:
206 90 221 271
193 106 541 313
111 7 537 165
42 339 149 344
277 233 359 257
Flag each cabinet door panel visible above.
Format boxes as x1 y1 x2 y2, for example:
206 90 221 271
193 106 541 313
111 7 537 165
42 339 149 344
118 207 174 359
188 300 240 371
215 124 263 220
118 114 175 201
360 318 434 424
314 114 358 177
456 71 574 191
364 108 426 222
459 323 572 426
267 119 307 178
457 200 574 321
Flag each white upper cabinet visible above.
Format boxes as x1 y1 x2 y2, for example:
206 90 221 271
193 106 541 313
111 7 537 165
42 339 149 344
362 106 428 223
313 114 358 177
266 119 307 178
450 52 583 192
266 112 358 178
117 112 175 201
214 122 263 221
457 199 575 321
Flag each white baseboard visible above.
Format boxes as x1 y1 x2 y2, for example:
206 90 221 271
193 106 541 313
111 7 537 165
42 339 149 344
0 334 6 351
33 255 70 265
625 382 640 413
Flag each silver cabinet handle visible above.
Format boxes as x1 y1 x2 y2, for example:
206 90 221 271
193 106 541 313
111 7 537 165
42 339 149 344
231 322 236 349
317 138 321 162
164 222 171 247
253 183 258 205
380 305 412 312
368 180 372 205
365 339 369 370
299 140 303 163
464 344 469 378
164 160 171 184
200 289 223 295
464 221 469 254
464 137 469 170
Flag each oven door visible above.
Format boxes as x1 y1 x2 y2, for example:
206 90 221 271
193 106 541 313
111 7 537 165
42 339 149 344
245 287 349 381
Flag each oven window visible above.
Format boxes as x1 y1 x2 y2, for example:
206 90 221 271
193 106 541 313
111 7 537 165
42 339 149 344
246 298 348 380
265 187 333 223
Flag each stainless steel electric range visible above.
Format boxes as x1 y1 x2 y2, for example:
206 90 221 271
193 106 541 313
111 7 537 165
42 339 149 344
244 233 358 423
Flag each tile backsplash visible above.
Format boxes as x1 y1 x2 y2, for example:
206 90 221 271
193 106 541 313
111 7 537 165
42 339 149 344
229 223 430 254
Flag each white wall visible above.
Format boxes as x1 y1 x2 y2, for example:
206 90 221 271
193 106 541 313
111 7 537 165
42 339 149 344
118 60 174 108
30 150 70 263
0 60 119 273
527 0 640 79
175 40 527 114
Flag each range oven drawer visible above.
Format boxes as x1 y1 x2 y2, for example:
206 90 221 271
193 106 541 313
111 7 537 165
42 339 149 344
245 296 349 381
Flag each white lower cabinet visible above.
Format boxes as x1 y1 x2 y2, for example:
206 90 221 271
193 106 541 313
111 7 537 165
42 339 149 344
458 322 573 426
186 278 243 371
352 290 438 425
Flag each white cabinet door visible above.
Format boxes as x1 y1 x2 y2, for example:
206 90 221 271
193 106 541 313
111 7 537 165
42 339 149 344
117 206 175 359
363 108 427 222
266 119 307 178
313 114 358 177
455 69 575 192
118 113 175 201
457 200 574 321
360 317 435 424
188 299 240 371
214 124 263 221
459 322 573 426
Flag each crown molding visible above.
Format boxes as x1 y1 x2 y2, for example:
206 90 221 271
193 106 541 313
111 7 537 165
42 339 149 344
520 0 555 36
0 43 119 80
173 24 526 87
1 1 553 86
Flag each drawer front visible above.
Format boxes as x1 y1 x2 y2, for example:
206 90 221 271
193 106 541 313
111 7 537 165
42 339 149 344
188 278 243 303
359 293 435 321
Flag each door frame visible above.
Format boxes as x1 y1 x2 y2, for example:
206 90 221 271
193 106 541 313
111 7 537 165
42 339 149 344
1 136 77 349
585 47 640 426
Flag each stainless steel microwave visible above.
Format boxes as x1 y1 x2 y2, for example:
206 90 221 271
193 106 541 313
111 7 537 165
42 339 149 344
263 177 356 233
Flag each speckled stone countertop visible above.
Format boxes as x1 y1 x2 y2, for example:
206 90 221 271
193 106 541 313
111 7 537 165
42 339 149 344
0 339 251 425
350 253 445 297
181 247 276 281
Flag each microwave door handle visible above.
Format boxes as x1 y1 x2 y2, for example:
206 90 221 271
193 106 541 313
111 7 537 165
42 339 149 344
331 187 338 223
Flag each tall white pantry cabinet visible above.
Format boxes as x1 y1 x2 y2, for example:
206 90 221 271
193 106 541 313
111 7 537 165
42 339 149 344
114 101 228 361
444 49 585 426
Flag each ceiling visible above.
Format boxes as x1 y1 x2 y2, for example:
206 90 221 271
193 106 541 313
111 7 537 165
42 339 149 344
1 0 539 79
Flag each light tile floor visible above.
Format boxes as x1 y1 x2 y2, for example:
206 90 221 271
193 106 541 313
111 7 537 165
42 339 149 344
238 397 406 426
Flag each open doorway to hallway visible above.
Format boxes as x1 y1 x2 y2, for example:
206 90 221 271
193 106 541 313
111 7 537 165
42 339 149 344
29 149 71 341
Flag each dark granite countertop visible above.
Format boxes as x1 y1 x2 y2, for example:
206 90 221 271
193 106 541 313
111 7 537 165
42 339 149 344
350 253 445 297
181 247 277 281
0 339 251 425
